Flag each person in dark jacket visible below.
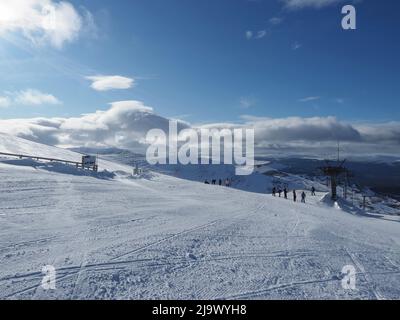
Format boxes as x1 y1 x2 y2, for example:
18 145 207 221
311 186 316 196
278 189 282 197
301 191 306 203
293 190 297 202
219 179 222 186
272 187 276 197
284 188 288 199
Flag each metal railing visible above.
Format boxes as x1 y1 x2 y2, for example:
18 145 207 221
0 151 98 171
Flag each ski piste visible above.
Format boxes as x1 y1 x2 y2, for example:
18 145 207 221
0 133 399 299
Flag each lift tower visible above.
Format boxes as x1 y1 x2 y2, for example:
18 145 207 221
320 160 348 201
320 143 351 201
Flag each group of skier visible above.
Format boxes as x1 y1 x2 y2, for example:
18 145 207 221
204 177 317 202
272 186 316 203
204 178 231 187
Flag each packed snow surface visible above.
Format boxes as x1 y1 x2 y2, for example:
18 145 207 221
0 133 400 300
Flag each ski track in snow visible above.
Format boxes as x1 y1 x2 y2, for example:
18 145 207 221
344 247 385 300
1 135 400 300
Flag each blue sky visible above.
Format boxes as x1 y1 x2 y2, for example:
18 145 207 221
0 0 399 124
0 0 400 157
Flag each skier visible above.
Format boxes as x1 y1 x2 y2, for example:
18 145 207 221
311 186 316 196
284 188 288 199
212 179 216 185
272 187 276 197
293 190 297 202
205 180 210 184
301 191 306 203
225 179 230 187
219 179 222 186
278 189 282 197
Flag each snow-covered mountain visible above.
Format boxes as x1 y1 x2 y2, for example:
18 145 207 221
1 133 400 300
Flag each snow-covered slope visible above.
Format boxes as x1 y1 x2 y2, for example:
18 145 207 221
85 148 400 217
85 148 329 195
151 163 329 195
1 135 400 300
0 133 131 173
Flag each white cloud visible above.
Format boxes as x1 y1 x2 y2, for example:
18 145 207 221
355 122 400 144
292 41 302 50
240 97 256 109
237 115 361 143
0 96 11 108
14 89 61 106
0 0 84 49
246 30 268 40
269 17 283 25
255 30 267 39
281 0 345 10
299 96 320 102
0 89 61 107
0 101 399 156
0 100 188 150
86 75 135 91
